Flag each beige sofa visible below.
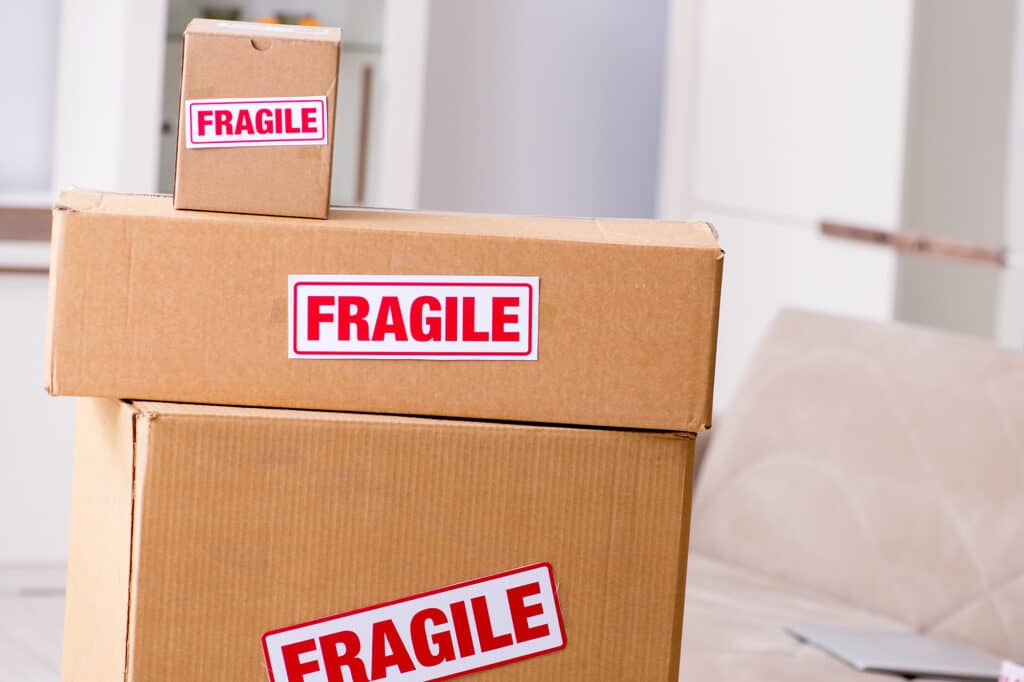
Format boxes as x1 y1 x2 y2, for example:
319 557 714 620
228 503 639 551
680 309 1024 680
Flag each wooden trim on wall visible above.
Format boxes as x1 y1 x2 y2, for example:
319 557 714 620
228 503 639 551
0 208 50 243
821 221 1008 268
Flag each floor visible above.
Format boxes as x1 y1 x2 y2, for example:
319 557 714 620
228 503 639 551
0 565 64 682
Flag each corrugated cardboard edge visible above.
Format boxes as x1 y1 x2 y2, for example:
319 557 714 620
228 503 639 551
702 228 726 431
124 404 158 681
43 209 62 395
320 40 340 219
61 399 138 682
667 439 697 680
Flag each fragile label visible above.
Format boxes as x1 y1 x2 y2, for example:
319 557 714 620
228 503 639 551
1001 661 1024 682
185 96 328 148
289 275 539 360
262 563 566 682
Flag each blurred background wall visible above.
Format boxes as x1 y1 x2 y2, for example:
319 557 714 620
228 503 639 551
1 1 60 195
1 0 1022 565
418 0 668 218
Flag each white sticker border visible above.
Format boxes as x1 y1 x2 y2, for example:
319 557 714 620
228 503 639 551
185 96 328 149
288 274 540 361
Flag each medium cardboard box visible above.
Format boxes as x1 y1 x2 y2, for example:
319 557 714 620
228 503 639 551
63 398 697 682
46 191 723 432
173 19 341 218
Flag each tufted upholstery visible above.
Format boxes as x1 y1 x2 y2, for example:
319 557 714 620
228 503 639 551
681 309 1024 678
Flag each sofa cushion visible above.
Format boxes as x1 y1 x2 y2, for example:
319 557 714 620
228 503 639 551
691 309 1024 658
680 553 908 681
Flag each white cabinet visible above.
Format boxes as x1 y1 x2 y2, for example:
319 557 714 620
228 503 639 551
659 0 913 408
0 269 75 563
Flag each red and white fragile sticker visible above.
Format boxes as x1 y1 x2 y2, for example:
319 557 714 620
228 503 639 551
289 275 539 360
262 563 566 682
185 96 328 148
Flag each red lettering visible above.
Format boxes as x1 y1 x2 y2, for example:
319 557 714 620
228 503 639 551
276 108 284 133
371 296 409 341
301 107 318 133
320 631 368 682
470 596 514 652
507 582 550 642
256 108 274 134
462 298 489 342
284 108 301 134
491 297 519 342
214 110 232 135
448 601 475 657
307 296 335 341
197 110 214 136
370 620 415 680
235 108 254 135
444 297 459 342
338 296 370 341
410 608 455 667
410 296 442 342
282 639 320 682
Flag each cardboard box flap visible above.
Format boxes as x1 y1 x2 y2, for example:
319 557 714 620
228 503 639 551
47 191 722 431
54 188 104 212
185 17 341 44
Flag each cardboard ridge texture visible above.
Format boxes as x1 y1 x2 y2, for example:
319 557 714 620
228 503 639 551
46 190 724 431
173 19 341 218
63 398 697 682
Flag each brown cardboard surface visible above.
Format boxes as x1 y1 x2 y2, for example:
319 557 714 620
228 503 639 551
173 19 340 218
61 399 135 682
46 191 723 432
63 398 696 682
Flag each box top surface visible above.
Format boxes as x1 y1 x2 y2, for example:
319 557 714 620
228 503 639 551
57 190 720 251
185 18 341 44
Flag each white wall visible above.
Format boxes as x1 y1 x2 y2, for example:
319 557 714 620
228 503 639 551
53 0 167 194
0 272 75 563
373 0 431 209
659 0 913 408
894 0 1016 341
998 1 1024 349
0 1 61 193
417 0 668 218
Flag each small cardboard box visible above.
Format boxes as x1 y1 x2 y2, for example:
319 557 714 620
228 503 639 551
173 19 341 218
46 191 723 431
63 398 697 682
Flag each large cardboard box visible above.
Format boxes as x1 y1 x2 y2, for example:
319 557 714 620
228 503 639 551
64 398 697 682
46 191 723 431
173 19 341 218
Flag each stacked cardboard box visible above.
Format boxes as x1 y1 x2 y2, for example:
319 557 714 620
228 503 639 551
47 18 723 682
